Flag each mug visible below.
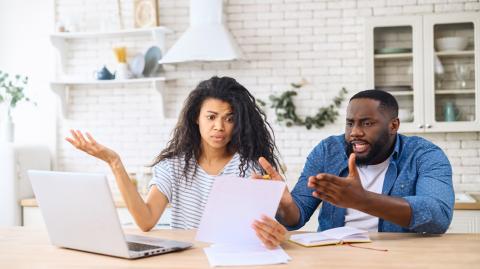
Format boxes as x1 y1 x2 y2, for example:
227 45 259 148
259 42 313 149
93 65 115 80
443 102 460 122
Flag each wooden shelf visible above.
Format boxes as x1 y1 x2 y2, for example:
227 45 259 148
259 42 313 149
374 53 413 59
435 89 475 95
435 50 474 58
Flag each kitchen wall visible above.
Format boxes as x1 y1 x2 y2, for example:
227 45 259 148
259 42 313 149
54 0 480 194
0 0 56 150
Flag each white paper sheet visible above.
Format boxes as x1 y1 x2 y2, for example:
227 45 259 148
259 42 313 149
204 244 291 267
195 175 286 245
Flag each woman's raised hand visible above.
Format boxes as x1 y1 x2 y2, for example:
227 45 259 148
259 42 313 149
65 130 120 165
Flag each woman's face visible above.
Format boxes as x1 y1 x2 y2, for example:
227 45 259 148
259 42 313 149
197 98 234 152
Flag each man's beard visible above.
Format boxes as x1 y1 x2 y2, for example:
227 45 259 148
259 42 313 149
345 130 391 165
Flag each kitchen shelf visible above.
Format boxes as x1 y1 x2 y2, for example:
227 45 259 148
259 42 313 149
374 53 413 59
51 77 168 85
435 89 475 95
389 91 414 96
50 26 173 119
50 27 172 39
50 26 172 72
51 77 173 118
435 50 474 58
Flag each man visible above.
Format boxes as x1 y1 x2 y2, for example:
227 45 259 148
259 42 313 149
253 90 454 247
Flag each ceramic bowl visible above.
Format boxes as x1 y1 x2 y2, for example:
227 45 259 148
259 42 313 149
435 37 468 51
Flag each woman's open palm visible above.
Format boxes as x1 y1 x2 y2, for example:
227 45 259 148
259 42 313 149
65 130 119 164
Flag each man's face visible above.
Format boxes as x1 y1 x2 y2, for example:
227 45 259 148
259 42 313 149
344 98 397 165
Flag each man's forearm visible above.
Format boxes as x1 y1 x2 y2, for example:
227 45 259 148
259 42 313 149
276 193 301 227
357 191 412 228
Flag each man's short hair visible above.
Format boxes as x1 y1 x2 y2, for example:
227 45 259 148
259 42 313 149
350 89 399 118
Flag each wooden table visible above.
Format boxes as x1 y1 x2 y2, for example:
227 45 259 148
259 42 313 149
1 227 479 268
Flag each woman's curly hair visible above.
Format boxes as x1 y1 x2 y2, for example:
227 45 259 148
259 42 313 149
151 76 281 181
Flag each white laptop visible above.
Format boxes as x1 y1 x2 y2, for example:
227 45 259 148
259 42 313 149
28 170 192 259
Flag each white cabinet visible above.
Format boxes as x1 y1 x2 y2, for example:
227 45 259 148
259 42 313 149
448 210 480 233
22 204 172 229
366 13 480 133
423 13 480 132
0 144 50 226
50 27 173 118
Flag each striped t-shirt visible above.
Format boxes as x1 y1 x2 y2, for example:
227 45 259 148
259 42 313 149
149 153 256 229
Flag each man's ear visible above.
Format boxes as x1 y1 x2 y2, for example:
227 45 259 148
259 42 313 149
390 117 400 135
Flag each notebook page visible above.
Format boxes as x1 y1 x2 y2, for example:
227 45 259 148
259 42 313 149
321 226 369 240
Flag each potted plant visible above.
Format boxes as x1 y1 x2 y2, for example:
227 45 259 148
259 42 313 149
0 70 32 142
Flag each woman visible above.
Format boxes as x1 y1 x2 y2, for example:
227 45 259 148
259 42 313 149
67 76 287 248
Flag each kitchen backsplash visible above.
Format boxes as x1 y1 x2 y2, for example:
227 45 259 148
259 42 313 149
54 0 480 194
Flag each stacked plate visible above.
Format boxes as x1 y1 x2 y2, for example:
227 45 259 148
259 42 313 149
143 46 162 77
128 46 163 78
374 48 412 54
129 54 145 78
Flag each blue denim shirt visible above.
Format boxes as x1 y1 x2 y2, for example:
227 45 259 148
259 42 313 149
284 134 454 233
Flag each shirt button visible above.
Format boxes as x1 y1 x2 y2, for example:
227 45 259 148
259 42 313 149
401 184 405 188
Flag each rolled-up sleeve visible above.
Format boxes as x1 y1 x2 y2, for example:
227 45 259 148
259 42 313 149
403 147 454 234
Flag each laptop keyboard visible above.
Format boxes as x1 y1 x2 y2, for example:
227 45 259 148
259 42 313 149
127 241 163 252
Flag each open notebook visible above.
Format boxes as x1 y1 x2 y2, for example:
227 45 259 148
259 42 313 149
289 227 371 247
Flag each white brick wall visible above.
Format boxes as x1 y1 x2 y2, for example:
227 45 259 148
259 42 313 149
54 0 480 195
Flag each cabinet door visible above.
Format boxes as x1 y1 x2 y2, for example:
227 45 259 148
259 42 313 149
365 16 424 133
448 210 480 233
423 13 480 132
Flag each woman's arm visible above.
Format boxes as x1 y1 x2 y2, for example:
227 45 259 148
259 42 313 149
66 130 167 231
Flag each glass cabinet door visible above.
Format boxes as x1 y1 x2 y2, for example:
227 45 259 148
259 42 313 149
374 26 414 122
424 14 479 132
366 16 423 133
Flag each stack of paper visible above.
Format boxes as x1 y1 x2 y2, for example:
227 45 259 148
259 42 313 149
204 244 291 267
290 226 371 247
196 175 290 267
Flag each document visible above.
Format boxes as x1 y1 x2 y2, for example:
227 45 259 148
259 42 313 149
196 175 286 245
289 226 371 247
204 244 291 267
196 175 290 266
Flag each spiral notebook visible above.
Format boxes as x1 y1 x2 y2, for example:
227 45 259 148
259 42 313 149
289 227 371 247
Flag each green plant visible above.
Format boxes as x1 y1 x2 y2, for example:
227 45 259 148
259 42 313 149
266 81 347 129
0 70 31 111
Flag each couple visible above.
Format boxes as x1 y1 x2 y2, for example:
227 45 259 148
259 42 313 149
67 76 454 249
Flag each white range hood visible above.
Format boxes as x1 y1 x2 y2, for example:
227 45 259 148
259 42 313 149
158 0 244 64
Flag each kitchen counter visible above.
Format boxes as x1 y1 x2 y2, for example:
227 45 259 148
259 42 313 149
21 196 128 208
454 193 480 210
21 193 480 210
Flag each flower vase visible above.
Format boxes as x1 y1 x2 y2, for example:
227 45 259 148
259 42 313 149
1 109 14 142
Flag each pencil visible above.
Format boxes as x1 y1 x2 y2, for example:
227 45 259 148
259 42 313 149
262 174 271 179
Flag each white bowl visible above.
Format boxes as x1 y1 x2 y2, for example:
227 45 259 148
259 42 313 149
435 37 468 51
